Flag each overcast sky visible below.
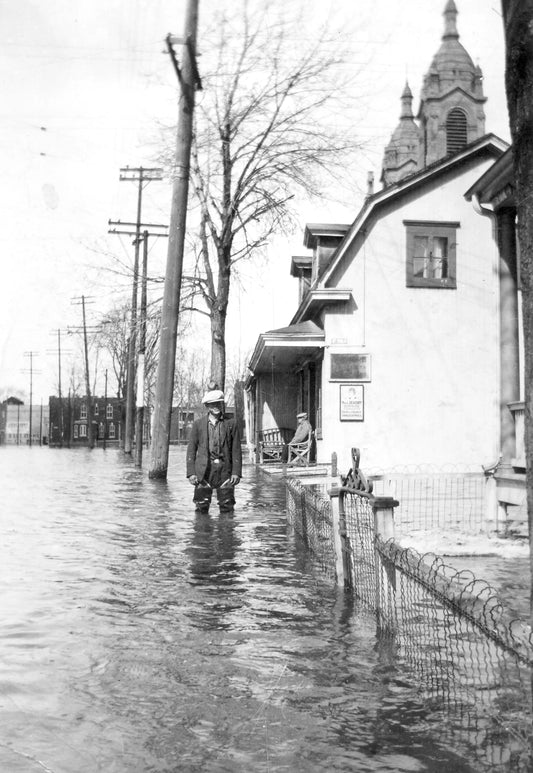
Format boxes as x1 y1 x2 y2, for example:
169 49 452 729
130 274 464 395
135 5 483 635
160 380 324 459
0 0 508 402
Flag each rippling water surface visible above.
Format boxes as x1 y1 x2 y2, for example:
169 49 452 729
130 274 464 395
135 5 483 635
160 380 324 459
0 446 487 772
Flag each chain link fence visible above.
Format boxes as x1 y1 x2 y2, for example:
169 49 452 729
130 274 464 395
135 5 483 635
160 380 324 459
369 468 487 532
285 475 532 770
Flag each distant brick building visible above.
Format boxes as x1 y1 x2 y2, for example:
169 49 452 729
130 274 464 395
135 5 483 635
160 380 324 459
48 395 124 447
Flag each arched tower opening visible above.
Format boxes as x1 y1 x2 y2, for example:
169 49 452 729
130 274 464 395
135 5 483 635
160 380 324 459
446 108 468 154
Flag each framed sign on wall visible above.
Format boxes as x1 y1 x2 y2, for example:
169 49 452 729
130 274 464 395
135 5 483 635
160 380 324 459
339 384 364 421
330 353 371 382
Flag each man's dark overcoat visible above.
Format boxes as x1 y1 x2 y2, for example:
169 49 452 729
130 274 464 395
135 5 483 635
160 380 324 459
186 416 242 481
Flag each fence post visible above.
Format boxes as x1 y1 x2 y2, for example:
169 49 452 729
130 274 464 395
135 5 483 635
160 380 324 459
329 487 348 586
483 467 500 534
372 496 399 630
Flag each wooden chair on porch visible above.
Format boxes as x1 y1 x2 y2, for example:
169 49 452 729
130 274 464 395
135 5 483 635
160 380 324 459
287 431 314 466
258 427 293 463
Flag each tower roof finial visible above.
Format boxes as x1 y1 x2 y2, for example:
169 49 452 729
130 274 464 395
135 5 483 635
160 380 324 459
443 0 459 40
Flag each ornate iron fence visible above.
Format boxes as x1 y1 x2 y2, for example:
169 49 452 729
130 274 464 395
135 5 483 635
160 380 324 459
284 454 533 770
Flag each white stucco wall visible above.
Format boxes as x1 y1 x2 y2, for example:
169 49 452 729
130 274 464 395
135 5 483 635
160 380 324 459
317 158 501 472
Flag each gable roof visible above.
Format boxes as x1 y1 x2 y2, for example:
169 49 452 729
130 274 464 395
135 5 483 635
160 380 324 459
317 134 508 290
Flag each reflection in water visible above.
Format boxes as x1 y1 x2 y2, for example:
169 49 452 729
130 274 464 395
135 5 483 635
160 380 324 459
0 446 510 771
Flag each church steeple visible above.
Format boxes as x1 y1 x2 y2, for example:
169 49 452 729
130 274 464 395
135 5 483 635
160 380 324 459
380 2 488 188
417 1 486 167
381 82 421 187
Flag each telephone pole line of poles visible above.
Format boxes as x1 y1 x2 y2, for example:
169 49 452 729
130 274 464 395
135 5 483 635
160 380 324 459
71 295 95 449
47 329 72 448
108 220 168 461
135 229 170 467
113 166 163 456
22 351 39 446
149 0 201 479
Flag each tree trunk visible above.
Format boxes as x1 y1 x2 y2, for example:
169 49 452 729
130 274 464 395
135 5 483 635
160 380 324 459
210 257 231 390
210 304 227 390
502 0 533 626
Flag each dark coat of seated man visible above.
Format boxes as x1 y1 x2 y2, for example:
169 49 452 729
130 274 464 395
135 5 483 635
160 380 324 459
282 411 312 462
186 389 242 513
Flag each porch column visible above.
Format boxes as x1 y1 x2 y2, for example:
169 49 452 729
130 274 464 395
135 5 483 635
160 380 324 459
498 207 520 469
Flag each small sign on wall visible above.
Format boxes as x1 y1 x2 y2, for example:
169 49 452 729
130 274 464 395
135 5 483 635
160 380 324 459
339 384 364 421
330 353 371 381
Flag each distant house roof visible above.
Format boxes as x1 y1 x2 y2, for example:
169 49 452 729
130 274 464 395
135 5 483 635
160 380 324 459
3 396 24 405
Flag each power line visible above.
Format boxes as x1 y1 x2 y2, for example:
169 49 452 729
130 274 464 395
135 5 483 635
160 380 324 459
109 166 164 455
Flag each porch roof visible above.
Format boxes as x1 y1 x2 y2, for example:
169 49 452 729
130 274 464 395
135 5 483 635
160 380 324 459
248 320 325 374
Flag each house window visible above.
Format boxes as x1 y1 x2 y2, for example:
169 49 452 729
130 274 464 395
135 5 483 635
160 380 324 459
106 404 114 419
79 424 87 438
80 404 87 419
446 108 467 155
404 220 459 288
74 425 79 439
99 422 105 438
109 422 115 439
94 403 99 416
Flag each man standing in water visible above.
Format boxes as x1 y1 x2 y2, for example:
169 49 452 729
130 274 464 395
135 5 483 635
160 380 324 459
186 389 242 513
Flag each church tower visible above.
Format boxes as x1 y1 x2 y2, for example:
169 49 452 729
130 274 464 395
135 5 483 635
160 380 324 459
417 0 486 167
381 82 421 187
380 1 487 187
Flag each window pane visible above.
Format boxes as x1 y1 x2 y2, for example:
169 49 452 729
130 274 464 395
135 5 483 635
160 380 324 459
414 235 429 257
413 257 428 278
432 237 447 257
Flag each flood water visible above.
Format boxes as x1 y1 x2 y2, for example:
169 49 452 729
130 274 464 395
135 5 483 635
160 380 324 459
0 446 520 772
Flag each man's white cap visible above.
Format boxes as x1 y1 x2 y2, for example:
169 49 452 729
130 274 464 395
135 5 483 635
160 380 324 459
202 389 225 404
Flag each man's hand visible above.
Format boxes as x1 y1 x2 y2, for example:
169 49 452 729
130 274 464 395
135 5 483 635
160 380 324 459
229 475 240 486
188 475 199 486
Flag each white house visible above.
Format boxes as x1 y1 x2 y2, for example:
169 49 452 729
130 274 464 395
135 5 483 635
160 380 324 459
245 1 519 478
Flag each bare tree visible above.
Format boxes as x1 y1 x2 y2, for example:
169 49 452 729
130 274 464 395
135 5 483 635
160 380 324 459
97 305 130 399
160 0 361 388
96 301 161 403
501 0 533 623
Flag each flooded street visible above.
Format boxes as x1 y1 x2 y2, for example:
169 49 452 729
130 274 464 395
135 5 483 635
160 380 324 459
0 446 508 772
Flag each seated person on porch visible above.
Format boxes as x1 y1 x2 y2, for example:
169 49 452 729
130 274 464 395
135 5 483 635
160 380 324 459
282 412 312 462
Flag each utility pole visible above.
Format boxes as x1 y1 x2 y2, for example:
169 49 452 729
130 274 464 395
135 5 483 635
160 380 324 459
149 0 202 479
135 231 149 467
112 166 163 455
47 329 71 447
57 329 63 446
103 368 108 451
108 219 168 458
71 296 95 449
22 351 39 446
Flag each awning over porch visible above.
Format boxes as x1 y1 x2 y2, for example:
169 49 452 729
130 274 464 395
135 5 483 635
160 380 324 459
248 320 325 375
